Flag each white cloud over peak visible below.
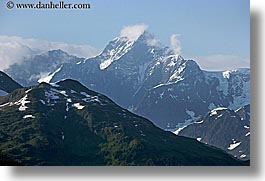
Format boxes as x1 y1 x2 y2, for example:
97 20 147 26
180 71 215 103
146 38 161 47
0 35 100 70
170 34 182 55
119 24 148 41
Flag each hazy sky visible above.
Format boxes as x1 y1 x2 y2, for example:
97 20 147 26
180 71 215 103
0 0 250 70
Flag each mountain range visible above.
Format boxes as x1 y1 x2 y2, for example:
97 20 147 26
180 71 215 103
0 79 246 166
5 31 250 131
178 105 250 160
1 30 250 164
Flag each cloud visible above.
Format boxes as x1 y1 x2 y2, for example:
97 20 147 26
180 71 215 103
0 36 100 70
170 34 182 55
185 54 250 71
146 38 161 47
120 24 148 41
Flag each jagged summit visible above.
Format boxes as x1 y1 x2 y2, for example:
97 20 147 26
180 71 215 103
98 36 136 70
37 49 78 63
98 31 174 70
118 24 148 41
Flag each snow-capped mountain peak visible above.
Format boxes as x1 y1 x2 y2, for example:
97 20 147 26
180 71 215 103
119 24 148 41
98 31 169 70
99 37 135 70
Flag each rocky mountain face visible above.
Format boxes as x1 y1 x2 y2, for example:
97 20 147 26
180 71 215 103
0 71 22 96
178 105 250 160
4 31 250 131
0 79 245 166
136 68 250 129
49 32 175 109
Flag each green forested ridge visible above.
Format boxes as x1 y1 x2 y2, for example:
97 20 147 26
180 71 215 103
0 79 246 166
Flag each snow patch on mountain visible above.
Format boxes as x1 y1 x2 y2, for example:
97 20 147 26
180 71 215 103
138 62 151 83
38 65 63 83
23 115 35 119
173 119 194 135
209 107 227 116
73 103 85 110
14 95 30 111
228 140 241 150
0 102 11 108
244 125 250 129
99 38 135 70
169 64 186 82
223 70 232 79
39 99 46 105
197 138 202 141
196 120 204 124
0 94 32 111
240 154 246 158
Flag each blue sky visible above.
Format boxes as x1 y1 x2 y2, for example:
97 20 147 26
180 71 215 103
0 0 249 70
